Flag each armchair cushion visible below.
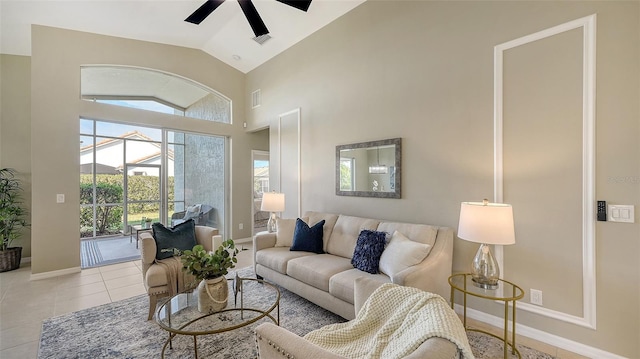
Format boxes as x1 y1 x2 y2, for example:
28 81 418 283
151 219 197 260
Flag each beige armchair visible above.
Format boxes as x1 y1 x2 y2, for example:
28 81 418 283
139 225 220 320
255 277 459 359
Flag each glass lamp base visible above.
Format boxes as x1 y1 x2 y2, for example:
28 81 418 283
266 213 277 233
471 243 500 289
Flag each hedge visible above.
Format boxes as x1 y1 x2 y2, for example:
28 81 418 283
80 174 175 236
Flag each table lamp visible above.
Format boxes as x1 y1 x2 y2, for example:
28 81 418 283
261 192 285 233
457 199 515 289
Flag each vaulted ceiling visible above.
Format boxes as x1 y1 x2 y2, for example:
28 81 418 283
1 0 365 73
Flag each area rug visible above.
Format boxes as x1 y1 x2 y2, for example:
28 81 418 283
39 267 555 358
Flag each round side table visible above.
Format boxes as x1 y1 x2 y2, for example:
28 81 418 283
448 273 524 359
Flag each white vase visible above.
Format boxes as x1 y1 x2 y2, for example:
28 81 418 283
197 276 228 313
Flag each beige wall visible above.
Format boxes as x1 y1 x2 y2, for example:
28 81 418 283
2 0 637 356
0 54 32 258
246 1 639 357
29 26 267 275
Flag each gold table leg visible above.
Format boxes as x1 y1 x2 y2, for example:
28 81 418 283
504 300 509 359
193 335 198 359
512 299 517 354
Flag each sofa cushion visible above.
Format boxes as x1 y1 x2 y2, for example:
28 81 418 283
291 219 325 254
379 230 433 278
377 222 439 247
351 230 388 274
152 220 197 260
304 211 339 252
326 215 380 259
287 254 353 292
256 247 315 274
329 268 390 304
275 217 309 247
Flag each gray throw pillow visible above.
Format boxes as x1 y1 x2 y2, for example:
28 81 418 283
152 219 197 260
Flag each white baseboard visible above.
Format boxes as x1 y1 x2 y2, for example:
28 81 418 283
21 256 31 264
454 304 626 359
30 266 81 281
234 237 253 245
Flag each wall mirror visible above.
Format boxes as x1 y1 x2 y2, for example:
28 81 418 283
336 138 401 198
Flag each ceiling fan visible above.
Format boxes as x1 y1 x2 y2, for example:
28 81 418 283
185 0 313 38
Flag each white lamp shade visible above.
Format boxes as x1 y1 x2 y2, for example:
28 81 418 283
261 192 285 212
458 201 515 245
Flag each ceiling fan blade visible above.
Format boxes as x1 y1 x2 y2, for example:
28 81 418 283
275 0 312 12
185 0 226 25
237 0 269 37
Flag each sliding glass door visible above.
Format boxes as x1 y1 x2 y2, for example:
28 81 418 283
80 119 227 239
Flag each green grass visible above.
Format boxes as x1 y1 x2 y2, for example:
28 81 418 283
126 211 176 226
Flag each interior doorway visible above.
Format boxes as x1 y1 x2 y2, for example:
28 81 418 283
252 150 270 235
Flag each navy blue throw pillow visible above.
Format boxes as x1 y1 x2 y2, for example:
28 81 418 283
152 219 197 260
290 219 326 254
351 230 388 274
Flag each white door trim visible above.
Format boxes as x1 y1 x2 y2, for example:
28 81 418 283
493 14 597 329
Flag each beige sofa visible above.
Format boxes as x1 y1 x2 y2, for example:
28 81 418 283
255 277 458 359
253 211 453 320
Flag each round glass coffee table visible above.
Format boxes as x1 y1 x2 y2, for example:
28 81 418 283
155 276 280 359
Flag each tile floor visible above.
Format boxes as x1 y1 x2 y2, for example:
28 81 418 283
0 244 587 359
0 242 254 359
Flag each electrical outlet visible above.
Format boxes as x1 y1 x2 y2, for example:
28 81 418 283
56 194 65 203
239 223 243 230
530 289 543 306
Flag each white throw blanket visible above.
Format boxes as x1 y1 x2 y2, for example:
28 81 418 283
304 283 475 359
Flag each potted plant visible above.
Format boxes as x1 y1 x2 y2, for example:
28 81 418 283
181 240 238 313
0 168 29 272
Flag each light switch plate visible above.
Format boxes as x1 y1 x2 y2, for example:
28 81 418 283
56 194 65 203
607 204 634 223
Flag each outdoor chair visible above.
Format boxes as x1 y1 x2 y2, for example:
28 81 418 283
171 204 215 227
